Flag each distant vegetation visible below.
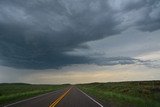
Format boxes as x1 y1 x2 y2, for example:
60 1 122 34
0 83 68 106
78 80 160 107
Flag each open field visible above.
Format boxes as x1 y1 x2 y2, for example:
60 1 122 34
78 80 160 107
1 81 160 107
0 83 68 106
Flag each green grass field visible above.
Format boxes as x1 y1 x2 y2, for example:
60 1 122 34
0 83 68 106
1 81 159 107
78 81 160 107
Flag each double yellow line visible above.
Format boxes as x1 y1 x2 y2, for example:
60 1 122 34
49 87 72 107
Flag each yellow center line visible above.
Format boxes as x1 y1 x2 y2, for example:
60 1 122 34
49 87 72 107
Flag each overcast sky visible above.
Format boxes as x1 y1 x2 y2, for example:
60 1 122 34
0 0 160 84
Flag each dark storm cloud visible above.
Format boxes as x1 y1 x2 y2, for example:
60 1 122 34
134 0 160 31
0 0 160 69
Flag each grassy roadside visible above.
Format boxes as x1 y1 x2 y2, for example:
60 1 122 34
77 81 160 107
0 83 69 106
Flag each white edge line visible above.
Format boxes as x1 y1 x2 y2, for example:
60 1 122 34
4 89 61 107
77 88 103 107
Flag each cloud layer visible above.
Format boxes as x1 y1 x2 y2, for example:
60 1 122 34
0 0 160 69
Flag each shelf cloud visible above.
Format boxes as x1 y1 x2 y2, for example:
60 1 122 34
0 0 160 69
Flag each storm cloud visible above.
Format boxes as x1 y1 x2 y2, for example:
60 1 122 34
0 0 160 69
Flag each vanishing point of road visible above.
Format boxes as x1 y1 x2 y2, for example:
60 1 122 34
4 86 103 107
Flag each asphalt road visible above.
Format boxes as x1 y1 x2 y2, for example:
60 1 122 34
4 86 103 107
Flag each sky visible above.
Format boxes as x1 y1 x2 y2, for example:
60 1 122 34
0 0 160 84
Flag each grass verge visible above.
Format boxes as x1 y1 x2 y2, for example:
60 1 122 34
0 83 69 106
78 81 160 107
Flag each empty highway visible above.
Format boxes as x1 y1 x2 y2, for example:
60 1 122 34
4 86 103 107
